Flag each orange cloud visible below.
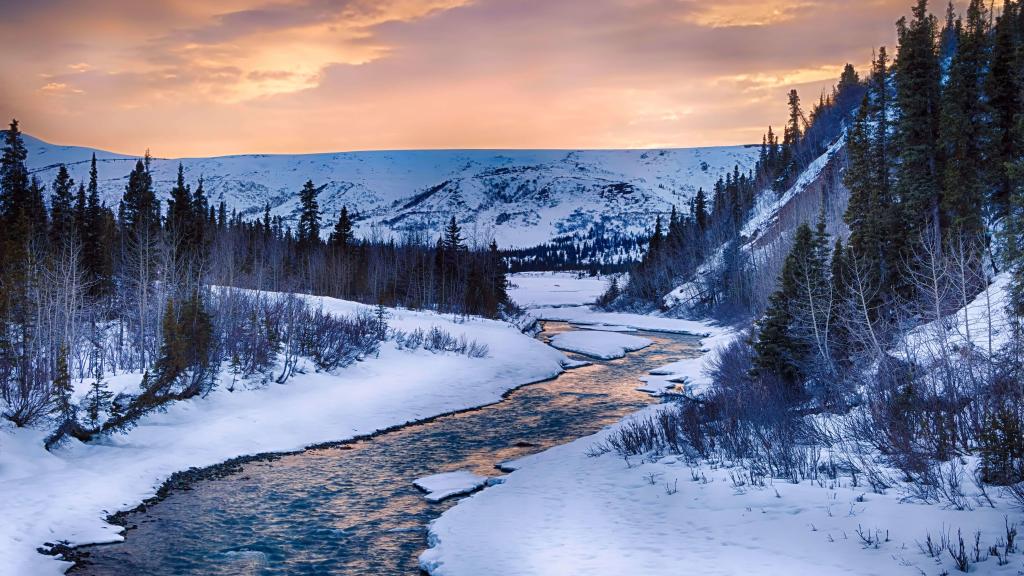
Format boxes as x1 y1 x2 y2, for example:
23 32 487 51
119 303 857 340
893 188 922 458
685 0 819 28
0 0 913 156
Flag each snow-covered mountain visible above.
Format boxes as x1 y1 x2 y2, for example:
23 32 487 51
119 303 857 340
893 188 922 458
22 134 758 248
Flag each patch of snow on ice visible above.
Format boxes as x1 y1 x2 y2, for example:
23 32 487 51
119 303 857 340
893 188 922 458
548 331 652 360
414 471 490 502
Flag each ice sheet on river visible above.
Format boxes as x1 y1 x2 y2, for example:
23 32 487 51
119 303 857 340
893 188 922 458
548 331 652 360
414 471 491 502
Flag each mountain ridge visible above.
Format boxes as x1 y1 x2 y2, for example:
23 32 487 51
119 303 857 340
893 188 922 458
20 133 759 248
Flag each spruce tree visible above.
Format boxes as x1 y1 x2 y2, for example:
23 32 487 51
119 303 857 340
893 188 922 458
50 346 75 424
895 0 943 254
192 176 209 258
74 182 87 238
166 163 193 248
296 180 320 250
693 188 708 232
49 165 76 248
119 155 159 236
986 0 1022 221
84 366 113 429
778 89 804 189
443 216 464 251
829 238 851 369
83 155 112 297
1007 146 1024 316
753 223 816 398
329 206 353 250
940 0 989 240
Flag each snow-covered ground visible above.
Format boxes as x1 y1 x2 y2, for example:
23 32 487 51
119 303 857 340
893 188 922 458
421 300 1024 575
421 411 1017 575
0 296 572 576
507 272 611 308
547 331 652 360
532 306 714 335
414 470 495 503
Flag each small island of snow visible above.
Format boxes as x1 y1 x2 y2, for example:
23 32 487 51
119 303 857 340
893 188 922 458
548 331 652 360
414 471 490 502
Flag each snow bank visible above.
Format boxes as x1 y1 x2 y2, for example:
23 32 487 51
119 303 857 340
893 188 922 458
421 406 1014 576
531 305 712 336
548 331 652 360
507 272 611 308
414 471 491 502
0 296 570 576
902 272 1015 360
422 284 1024 576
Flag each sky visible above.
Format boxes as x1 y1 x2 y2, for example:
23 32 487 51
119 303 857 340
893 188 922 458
0 0 917 157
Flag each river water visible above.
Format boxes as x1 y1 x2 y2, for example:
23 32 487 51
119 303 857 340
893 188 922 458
70 322 700 575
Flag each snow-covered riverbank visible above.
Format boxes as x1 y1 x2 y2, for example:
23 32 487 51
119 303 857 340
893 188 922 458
0 296 570 576
421 274 1024 576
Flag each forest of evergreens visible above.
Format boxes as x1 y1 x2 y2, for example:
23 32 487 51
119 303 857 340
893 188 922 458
612 0 1024 501
0 122 509 446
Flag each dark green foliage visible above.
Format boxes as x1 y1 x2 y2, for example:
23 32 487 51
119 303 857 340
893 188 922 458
296 179 320 250
119 153 159 236
753 223 817 398
1008 152 1024 315
49 165 76 248
50 347 74 424
329 206 353 250
166 163 192 244
987 0 1022 221
979 403 1024 485
84 370 113 429
155 292 215 397
778 89 805 190
895 0 943 253
940 0 989 239
81 154 115 297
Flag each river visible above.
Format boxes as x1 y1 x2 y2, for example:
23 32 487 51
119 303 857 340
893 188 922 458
70 321 700 575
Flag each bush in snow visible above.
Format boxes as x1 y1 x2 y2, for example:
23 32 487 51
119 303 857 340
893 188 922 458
393 327 489 358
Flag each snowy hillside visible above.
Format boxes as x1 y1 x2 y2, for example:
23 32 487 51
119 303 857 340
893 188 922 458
21 134 758 248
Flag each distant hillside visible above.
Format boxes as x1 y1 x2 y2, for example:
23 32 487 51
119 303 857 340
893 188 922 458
20 133 758 249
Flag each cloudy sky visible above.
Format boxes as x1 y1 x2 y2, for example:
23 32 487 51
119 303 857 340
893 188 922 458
1 0 916 156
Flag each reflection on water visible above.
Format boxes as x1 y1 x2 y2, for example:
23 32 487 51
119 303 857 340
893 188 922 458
71 322 700 575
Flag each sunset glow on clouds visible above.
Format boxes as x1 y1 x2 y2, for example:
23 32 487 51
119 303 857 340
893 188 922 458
0 0 914 156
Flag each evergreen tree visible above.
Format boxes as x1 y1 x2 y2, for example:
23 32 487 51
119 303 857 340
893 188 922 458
82 154 113 297
986 0 1022 221
895 0 943 252
829 238 851 368
192 176 209 258
296 180 320 250
443 216 464 252
119 154 159 236
778 89 804 189
1007 145 1024 316
940 0 989 239
49 165 76 248
1 119 32 278
488 239 508 316
693 188 708 232
73 182 87 238
84 366 113 429
753 223 817 397
329 206 353 250
166 163 192 243
50 346 75 424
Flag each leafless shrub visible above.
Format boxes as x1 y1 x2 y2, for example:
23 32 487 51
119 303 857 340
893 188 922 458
664 478 678 495
393 326 489 358
949 529 969 572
